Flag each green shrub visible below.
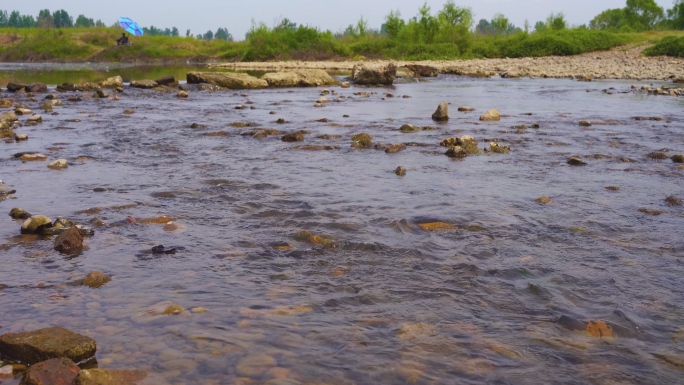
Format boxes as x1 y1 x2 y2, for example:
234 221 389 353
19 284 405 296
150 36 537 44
644 35 684 57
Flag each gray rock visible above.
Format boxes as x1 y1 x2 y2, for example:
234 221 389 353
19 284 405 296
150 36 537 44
0 327 96 365
0 180 16 196
432 102 449 121
262 70 338 87
130 80 158 89
0 111 19 124
98 76 123 89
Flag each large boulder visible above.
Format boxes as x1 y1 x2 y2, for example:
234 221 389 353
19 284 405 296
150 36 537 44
479 110 501 121
26 83 48 93
0 327 96 365
20 215 53 234
98 76 123 89
22 357 80 385
6 82 25 92
186 72 268 89
262 70 338 87
154 76 176 86
74 83 102 92
53 226 84 255
351 62 397 85
130 80 158 89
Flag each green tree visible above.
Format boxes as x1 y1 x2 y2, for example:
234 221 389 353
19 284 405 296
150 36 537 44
171 27 179 36
546 12 568 30
475 18 494 35
203 30 214 40
491 13 511 35
383 10 405 38
215 27 232 40
7 11 20 27
417 2 439 42
589 8 627 30
438 0 473 29
356 16 369 36
75 14 94 28
625 0 664 30
52 9 73 28
37 9 53 29
0 10 7 27
668 0 684 29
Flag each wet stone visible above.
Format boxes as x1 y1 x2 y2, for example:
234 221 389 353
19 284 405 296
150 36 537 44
458 106 475 112
480 109 501 121
281 132 304 142
0 327 96 365
579 120 592 127
567 157 587 166
672 154 684 163
48 159 69 170
395 166 407 176
73 369 163 385
9 208 30 220
53 226 84 255
666 196 683 207
20 215 53 234
235 354 277 378
399 124 420 133
82 271 112 288
647 151 669 160
431 102 449 121
385 144 407 154
22 357 80 385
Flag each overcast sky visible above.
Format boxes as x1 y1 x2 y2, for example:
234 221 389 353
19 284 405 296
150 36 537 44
4 0 676 39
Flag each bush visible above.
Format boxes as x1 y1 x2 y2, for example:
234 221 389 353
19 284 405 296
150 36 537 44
644 36 684 57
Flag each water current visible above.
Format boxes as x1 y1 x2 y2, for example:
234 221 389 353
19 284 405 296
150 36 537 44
0 70 683 384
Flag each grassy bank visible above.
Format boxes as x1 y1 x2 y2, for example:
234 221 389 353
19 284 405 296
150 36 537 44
0 27 681 63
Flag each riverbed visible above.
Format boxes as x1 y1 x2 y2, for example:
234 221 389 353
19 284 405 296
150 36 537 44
1 72 683 384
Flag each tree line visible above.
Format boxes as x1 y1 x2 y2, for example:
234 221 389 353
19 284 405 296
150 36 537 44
0 9 232 41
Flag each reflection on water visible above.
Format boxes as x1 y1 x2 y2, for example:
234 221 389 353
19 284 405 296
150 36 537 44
0 73 683 385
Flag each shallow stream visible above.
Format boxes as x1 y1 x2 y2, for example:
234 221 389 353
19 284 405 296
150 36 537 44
0 70 683 384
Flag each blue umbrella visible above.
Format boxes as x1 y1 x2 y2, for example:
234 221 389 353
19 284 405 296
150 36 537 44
119 17 144 36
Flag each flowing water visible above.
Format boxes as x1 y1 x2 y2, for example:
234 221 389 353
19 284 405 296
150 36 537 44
0 70 683 385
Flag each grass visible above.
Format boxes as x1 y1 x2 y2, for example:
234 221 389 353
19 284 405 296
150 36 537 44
0 27 683 63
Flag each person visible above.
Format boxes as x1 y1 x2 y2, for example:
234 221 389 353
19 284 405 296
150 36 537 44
116 33 129 46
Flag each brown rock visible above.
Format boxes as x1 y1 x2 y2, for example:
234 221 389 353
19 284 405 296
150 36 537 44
74 369 164 385
567 157 587 166
385 144 407 154
395 166 407 176
10 208 31 220
351 62 397 85
0 327 96 365
672 154 684 163
666 196 683 206
579 120 592 127
154 76 176 86
404 64 439 77
480 110 500 121
281 132 304 142
22 357 80 385
130 80 158 89
82 272 111 288
20 153 47 161
457 106 475 112
53 226 84 255
431 102 449 121
20 215 53 234
235 355 277 378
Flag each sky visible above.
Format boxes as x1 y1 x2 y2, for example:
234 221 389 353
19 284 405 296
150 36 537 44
3 0 677 39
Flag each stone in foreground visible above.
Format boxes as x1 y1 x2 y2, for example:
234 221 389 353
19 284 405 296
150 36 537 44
53 226 85 255
23 357 80 385
0 327 96 365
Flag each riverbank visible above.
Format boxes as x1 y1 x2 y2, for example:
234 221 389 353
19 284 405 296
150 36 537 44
211 45 684 81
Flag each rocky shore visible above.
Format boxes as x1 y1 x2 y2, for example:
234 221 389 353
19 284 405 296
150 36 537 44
210 45 684 81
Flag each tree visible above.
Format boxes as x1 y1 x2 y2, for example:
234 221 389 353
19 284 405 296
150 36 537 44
438 0 473 29
75 15 95 28
356 16 369 37
475 19 494 35
670 0 684 29
7 11 20 27
203 30 214 40
0 10 7 27
417 2 439 43
52 9 73 28
275 18 297 31
546 12 567 30
491 13 511 35
186 29 191 37
95 20 106 27
624 0 664 30
37 9 54 29
589 8 627 30
215 27 232 40
171 27 179 36
383 10 405 38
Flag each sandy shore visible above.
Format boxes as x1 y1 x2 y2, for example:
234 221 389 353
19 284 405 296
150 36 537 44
209 45 684 81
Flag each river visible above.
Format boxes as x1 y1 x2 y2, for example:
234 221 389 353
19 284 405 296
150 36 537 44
0 67 683 384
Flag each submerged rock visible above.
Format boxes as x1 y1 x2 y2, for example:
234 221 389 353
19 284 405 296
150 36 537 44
281 132 305 142
666 196 683 207
351 133 373 148
351 62 397 85
432 102 449 121
399 124 420 133
23 357 80 385
82 271 112 288
458 106 475 112
9 208 30 219
74 369 167 385
385 144 407 154
671 154 684 163
0 180 17 196
0 327 96 365
395 166 407 176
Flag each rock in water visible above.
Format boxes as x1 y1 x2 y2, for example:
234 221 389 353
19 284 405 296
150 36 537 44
9 208 30 219
0 180 16 196
129 80 158 89
82 271 112 288
54 226 84 255
385 144 407 154
21 215 53 234
0 111 18 124
672 154 684 163
73 369 167 385
458 106 475 112
23 357 80 385
432 102 449 121
154 75 176 86
48 159 69 169
351 62 397 85
568 157 587 166
176 91 189 98
395 166 407 176
262 70 338 87
404 64 439 77
480 110 501 121
186 72 268 89
399 124 420 133
579 120 592 127
0 327 96 365
98 76 123 89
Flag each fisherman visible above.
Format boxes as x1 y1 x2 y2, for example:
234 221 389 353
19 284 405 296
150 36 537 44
116 33 129 45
